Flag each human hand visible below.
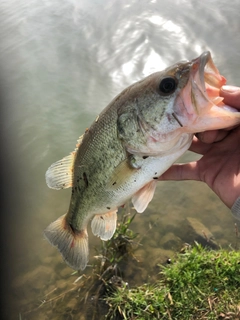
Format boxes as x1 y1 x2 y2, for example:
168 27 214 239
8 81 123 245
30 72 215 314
159 85 240 209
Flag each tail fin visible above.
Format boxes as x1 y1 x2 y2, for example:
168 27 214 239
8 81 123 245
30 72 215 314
44 215 89 270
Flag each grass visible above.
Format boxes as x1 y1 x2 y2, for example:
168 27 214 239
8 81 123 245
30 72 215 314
105 243 240 320
94 211 138 275
20 210 240 320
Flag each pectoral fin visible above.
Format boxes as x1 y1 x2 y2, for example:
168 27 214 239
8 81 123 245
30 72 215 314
106 159 138 190
46 135 83 190
107 154 144 191
91 210 117 241
132 180 157 213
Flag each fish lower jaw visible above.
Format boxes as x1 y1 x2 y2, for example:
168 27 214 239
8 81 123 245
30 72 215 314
184 108 240 133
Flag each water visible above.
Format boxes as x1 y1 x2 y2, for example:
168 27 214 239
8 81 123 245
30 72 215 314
0 0 240 318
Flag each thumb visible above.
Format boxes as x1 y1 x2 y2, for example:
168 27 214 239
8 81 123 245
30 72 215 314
220 86 240 109
159 162 201 181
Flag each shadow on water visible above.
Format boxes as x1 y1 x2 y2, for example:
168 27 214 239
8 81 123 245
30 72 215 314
0 0 240 319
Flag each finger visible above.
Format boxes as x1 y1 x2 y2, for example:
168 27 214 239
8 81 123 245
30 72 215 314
190 128 231 154
195 129 229 144
159 162 201 181
189 137 212 155
220 86 240 109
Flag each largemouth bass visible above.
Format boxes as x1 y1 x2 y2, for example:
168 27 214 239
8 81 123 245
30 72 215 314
45 51 240 270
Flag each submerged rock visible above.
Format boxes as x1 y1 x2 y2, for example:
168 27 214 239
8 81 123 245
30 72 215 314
159 232 182 250
148 247 174 269
182 217 219 249
14 265 53 291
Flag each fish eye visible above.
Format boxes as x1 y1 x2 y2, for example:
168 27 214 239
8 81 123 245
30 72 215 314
159 77 177 95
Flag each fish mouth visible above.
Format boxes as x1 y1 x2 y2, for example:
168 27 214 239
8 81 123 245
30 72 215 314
190 51 226 108
174 51 240 133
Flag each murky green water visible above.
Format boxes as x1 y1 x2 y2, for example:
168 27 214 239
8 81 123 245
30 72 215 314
1 0 240 318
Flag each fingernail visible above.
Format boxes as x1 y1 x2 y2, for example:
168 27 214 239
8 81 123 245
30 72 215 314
221 85 240 93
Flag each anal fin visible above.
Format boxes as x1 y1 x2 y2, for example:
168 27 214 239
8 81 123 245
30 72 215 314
91 210 117 241
132 180 157 213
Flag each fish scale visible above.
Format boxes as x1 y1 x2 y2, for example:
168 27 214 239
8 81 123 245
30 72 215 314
70 108 125 219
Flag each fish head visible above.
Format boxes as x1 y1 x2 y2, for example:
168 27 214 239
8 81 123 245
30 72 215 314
118 51 240 156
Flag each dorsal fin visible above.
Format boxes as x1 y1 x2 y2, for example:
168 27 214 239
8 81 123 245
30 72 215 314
75 134 83 149
46 135 83 190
